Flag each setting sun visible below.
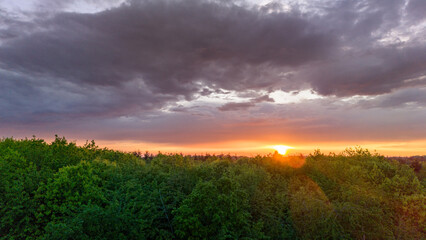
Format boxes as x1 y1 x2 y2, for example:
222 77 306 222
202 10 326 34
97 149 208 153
273 145 294 155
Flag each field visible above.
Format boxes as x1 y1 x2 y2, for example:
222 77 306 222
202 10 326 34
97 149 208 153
1 137 425 239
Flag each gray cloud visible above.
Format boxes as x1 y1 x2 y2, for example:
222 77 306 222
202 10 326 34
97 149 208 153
32 0 123 11
0 0 425 149
293 0 426 97
406 0 426 23
218 94 274 111
358 87 426 108
1 0 424 103
0 0 338 122
0 69 177 123
305 45 426 96
218 102 256 111
0 0 333 88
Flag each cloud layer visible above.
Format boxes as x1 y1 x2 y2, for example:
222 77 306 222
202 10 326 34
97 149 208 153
0 0 425 152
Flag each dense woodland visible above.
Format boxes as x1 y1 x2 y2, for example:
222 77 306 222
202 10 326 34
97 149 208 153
1 137 425 239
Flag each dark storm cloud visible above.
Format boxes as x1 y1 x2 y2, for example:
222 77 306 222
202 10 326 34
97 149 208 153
0 0 425 127
305 45 426 96
0 0 338 122
0 70 176 123
295 0 426 97
0 9 40 42
0 0 332 89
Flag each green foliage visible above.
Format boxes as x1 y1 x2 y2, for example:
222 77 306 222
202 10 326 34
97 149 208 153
305 147 424 239
0 138 424 239
0 148 41 238
288 175 348 240
36 161 106 223
173 175 264 239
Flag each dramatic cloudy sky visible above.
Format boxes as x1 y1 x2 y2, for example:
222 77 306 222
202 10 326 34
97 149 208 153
1 0 425 155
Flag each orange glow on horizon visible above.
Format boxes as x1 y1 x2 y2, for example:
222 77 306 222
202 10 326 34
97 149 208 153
58 138 426 157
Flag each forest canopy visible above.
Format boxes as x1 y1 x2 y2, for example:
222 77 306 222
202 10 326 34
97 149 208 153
0 136 425 239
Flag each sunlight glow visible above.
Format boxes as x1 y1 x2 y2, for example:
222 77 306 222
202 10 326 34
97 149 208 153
272 145 294 155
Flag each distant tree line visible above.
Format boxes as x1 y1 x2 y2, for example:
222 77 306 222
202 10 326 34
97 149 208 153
387 156 426 174
1 137 424 239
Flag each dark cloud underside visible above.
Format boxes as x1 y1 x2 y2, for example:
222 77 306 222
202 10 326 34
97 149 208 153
0 0 338 122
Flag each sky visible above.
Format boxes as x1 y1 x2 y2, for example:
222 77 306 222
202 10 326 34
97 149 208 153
0 0 425 156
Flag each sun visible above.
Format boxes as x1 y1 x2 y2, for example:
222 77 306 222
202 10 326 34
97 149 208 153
273 145 294 155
